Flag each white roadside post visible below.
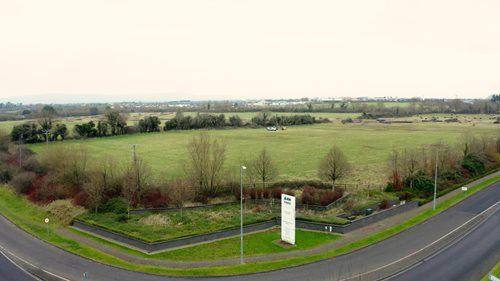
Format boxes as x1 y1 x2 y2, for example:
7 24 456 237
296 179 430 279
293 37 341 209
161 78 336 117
240 165 246 264
44 218 50 235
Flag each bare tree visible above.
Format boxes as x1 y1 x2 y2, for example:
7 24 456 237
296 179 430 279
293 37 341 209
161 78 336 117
122 157 151 216
318 146 351 190
186 133 227 197
387 149 403 191
248 147 278 188
167 179 194 218
401 148 419 189
84 156 119 213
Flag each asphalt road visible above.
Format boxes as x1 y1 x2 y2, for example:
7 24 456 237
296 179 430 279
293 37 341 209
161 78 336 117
0 250 38 281
0 182 498 281
388 206 500 281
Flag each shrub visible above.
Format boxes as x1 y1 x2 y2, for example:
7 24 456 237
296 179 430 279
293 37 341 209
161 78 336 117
249 188 258 199
34 183 67 203
271 188 283 199
45 199 85 225
301 191 315 205
262 189 270 199
10 171 36 194
319 191 336 206
21 156 45 174
284 190 295 197
138 214 170 227
379 199 391 210
396 191 414 201
412 171 435 197
143 188 171 208
116 214 129 222
73 190 89 207
461 155 486 176
0 165 11 183
100 197 127 214
194 195 209 204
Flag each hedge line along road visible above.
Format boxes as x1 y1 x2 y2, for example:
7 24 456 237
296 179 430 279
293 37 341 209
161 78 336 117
0 181 498 281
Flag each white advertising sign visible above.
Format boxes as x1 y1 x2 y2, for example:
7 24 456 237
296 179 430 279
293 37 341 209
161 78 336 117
281 194 296 245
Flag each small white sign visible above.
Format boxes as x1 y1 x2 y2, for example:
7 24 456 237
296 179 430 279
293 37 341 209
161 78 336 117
461 186 468 191
44 218 49 224
281 194 295 245
490 274 500 281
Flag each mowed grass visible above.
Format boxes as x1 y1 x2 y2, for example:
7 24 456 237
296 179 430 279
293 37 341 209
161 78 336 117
77 204 277 243
151 229 340 261
30 121 499 185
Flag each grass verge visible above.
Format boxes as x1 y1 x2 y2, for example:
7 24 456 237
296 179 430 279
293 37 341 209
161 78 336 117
69 227 340 261
481 262 500 281
0 174 498 276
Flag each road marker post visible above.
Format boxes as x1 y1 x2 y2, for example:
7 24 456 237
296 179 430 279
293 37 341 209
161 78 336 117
44 218 49 235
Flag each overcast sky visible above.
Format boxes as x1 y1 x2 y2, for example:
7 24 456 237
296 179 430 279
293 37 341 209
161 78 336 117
1 0 499 103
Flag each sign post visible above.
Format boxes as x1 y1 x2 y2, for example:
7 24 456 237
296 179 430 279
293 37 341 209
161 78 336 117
44 218 50 235
281 194 295 245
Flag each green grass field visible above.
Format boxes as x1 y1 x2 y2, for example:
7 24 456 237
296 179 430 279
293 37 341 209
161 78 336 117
152 229 340 261
29 121 498 185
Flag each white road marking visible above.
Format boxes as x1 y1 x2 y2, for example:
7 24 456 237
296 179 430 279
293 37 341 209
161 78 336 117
0 244 71 281
339 201 500 281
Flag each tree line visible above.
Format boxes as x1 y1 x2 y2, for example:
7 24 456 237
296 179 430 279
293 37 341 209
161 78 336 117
10 111 325 143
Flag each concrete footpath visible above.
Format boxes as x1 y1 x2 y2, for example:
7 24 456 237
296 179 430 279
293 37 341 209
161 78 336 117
58 171 500 269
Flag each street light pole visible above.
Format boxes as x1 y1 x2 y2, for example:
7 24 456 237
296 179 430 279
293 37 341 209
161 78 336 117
433 150 438 210
240 165 246 264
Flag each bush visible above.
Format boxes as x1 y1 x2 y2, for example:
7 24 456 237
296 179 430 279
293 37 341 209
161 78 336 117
379 199 391 210
461 155 486 176
301 191 315 205
73 190 89 207
34 183 67 203
116 214 129 222
21 156 45 174
194 195 209 204
100 197 127 214
271 188 283 199
10 171 36 194
0 165 11 183
411 170 435 197
138 214 170 227
44 199 84 225
262 189 270 199
396 191 414 201
319 191 337 206
143 188 171 208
